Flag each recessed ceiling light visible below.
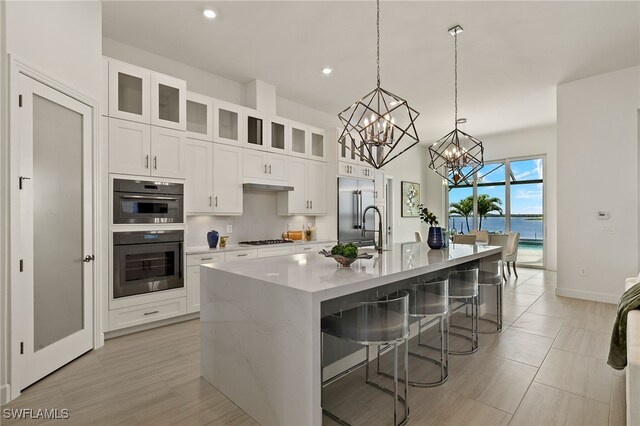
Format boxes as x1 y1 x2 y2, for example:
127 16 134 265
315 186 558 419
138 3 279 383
322 67 333 75
203 9 216 19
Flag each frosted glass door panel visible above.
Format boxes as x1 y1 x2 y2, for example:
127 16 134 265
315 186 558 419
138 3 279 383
158 84 180 124
187 100 208 135
219 109 238 141
118 73 143 115
291 127 306 156
271 122 286 151
311 132 324 158
32 94 84 351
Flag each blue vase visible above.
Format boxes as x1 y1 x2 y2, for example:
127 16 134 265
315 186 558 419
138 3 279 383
427 227 443 249
207 230 219 249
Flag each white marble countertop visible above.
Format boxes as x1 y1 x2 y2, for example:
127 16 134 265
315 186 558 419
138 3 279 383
202 241 502 300
186 239 336 255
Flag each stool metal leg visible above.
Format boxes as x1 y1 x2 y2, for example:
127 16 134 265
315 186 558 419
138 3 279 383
449 296 479 355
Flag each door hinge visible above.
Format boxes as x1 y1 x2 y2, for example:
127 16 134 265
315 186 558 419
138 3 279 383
20 342 24 354
19 259 23 272
18 94 22 107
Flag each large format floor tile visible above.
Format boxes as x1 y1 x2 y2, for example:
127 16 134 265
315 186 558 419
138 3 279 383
565 308 616 333
535 348 612 403
553 325 610 360
488 327 554 367
511 312 565 338
526 298 574 319
510 382 610 426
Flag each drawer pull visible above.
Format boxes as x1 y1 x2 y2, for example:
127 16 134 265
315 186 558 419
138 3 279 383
237 253 249 257
303 247 312 250
143 310 160 316
201 257 214 261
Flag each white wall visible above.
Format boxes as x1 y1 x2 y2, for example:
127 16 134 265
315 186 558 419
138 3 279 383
1 0 102 403
557 66 640 303
479 124 557 270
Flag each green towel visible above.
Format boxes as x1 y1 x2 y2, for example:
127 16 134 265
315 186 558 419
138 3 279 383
608 281 640 370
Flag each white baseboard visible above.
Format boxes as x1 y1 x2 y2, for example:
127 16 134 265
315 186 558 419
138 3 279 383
104 312 199 340
1 384 10 404
555 287 619 304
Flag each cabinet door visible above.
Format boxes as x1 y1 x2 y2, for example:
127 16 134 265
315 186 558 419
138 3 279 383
108 60 150 124
246 109 268 151
151 72 186 131
214 100 244 146
289 122 309 158
309 128 326 161
338 161 357 177
266 152 289 184
213 144 243 215
108 118 151 176
358 165 374 180
186 266 200 314
287 157 308 214
151 127 186 179
269 117 289 154
186 139 213 213
308 160 327 214
374 170 385 202
186 92 213 141
243 149 268 182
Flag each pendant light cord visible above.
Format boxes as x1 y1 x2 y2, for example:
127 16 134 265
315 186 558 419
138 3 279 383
376 0 381 88
454 30 458 128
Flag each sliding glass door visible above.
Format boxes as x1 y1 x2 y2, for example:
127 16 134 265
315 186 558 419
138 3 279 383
447 156 545 268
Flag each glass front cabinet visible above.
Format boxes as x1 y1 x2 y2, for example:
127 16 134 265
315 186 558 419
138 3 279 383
214 101 245 146
108 60 151 124
186 92 213 141
268 117 290 154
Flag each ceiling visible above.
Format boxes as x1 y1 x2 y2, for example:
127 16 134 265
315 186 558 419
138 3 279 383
102 1 639 141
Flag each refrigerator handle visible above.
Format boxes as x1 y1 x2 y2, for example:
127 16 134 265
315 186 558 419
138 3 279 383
353 191 359 229
358 190 363 230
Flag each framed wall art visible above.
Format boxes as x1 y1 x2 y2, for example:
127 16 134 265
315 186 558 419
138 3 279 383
401 181 420 217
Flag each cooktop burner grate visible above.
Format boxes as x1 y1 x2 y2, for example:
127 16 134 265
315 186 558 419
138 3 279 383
239 239 294 246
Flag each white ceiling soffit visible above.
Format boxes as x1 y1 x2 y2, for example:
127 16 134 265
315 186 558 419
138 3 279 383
102 1 640 141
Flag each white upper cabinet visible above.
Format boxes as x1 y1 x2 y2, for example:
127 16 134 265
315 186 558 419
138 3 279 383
212 144 243 215
309 127 326 161
337 132 362 163
358 165 375 180
214 100 245 146
277 158 326 215
108 60 151 124
151 73 186 131
374 169 385 202
308 160 327 214
186 139 213 213
289 121 309 159
151 127 186 179
242 149 288 184
109 118 151 176
186 92 213 141
268 117 290 154
245 109 268 151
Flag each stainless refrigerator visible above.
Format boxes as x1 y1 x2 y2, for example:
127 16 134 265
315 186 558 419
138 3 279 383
338 178 376 247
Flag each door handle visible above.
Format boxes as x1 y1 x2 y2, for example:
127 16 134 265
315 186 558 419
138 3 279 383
306 200 309 209
269 164 272 174
237 253 248 257
153 156 157 169
310 200 312 209
264 164 268 174
83 255 95 262
145 155 149 169
19 176 31 189
143 310 159 316
209 195 212 206
215 196 218 207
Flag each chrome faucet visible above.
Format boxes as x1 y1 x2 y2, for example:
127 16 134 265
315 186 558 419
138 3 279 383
362 205 383 252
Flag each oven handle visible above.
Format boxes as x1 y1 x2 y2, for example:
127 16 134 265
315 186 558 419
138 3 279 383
120 195 179 201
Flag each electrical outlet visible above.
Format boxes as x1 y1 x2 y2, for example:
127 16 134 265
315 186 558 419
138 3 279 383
227 225 233 234
601 224 615 234
580 268 588 277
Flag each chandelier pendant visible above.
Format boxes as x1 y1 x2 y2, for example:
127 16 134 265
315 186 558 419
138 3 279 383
337 0 420 170
428 25 484 185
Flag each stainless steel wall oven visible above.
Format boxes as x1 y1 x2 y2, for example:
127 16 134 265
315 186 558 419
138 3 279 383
113 179 183 224
113 230 184 299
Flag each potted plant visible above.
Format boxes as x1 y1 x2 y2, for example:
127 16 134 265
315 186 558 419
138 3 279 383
418 204 443 249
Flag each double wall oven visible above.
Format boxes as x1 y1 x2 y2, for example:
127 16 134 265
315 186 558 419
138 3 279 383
112 178 185 300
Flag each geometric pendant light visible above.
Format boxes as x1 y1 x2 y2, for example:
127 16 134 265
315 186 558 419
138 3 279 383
428 25 484 185
338 0 420 169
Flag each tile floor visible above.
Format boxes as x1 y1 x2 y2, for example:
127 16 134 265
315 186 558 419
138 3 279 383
1 268 626 425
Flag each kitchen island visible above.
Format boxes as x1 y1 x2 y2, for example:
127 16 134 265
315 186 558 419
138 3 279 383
200 242 502 425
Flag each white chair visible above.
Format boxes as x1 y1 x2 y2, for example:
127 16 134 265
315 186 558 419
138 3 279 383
505 232 520 278
453 234 477 245
469 230 489 244
415 231 423 242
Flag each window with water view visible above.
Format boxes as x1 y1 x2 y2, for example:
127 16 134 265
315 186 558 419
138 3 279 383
448 157 544 267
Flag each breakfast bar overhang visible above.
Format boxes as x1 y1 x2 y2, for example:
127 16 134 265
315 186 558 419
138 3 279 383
200 242 502 425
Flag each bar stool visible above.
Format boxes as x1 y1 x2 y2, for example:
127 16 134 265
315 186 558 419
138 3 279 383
478 259 503 333
321 290 410 426
378 276 449 387
448 266 479 355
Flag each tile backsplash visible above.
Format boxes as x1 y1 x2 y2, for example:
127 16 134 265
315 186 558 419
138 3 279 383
186 191 316 247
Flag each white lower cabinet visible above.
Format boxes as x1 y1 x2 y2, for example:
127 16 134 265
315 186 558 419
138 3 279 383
277 159 326 215
225 249 258 261
295 243 316 253
257 246 296 258
186 266 201 314
108 298 187 330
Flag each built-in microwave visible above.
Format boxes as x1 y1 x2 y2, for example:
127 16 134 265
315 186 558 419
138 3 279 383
113 179 183 224
113 230 184 299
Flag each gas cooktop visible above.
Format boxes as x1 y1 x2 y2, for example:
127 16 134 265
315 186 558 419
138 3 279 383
239 239 294 246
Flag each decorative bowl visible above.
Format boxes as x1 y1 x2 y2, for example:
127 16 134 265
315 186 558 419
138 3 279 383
319 249 373 267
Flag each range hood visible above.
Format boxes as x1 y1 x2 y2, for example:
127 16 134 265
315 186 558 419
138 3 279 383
243 183 294 192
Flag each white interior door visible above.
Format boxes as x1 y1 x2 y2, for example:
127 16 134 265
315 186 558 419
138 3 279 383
15 74 94 390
